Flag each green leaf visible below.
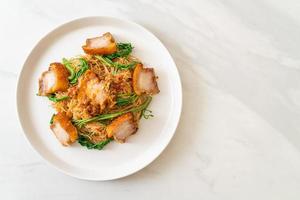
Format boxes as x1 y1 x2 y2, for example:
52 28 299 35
95 55 137 71
116 93 138 106
104 43 133 60
47 94 69 102
70 58 89 84
78 135 113 150
50 114 55 124
62 58 75 80
113 61 137 70
95 55 114 67
142 109 154 119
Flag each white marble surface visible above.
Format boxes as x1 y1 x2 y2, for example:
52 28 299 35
1 0 300 199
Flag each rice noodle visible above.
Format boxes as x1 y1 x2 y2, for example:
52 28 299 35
52 55 144 143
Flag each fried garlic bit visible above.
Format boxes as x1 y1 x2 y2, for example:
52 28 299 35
133 63 160 95
106 113 138 143
50 112 78 146
38 63 69 96
82 32 117 55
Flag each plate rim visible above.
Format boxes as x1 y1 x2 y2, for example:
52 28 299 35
16 16 182 181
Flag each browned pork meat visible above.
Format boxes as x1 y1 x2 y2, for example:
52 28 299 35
77 70 110 112
106 113 138 143
133 63 159 95
50 112 78 146
82 32 117 55
38 63 69 96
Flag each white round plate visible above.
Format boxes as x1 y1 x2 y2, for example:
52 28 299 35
16 16 182 180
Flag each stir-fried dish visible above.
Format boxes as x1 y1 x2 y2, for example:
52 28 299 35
38 32 159 150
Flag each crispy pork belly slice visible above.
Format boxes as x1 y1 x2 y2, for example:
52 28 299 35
77 70 109 108
133 64 160 95
82 32 117 55
86 78 108 106
38 63 69 96
106 113 138 143
50 112 78 146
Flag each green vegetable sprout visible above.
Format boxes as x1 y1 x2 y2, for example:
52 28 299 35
73 96 152 127
78 135 113 150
